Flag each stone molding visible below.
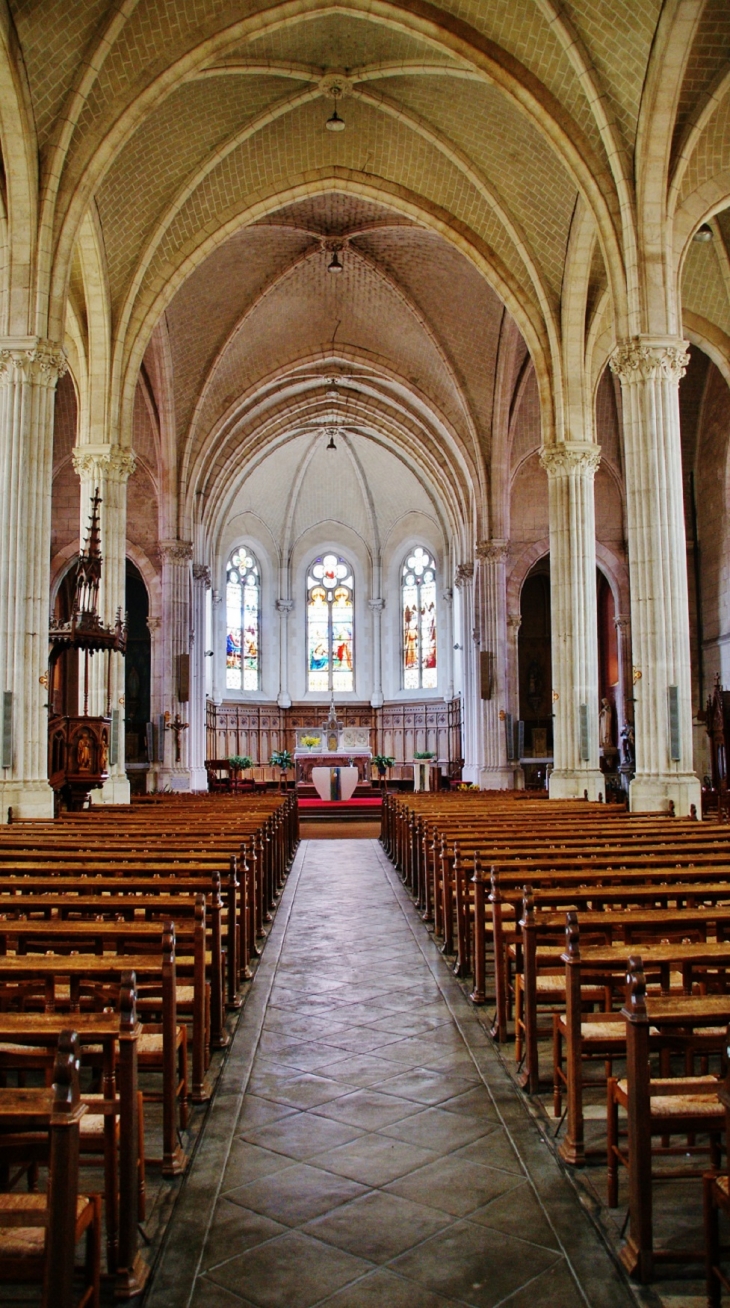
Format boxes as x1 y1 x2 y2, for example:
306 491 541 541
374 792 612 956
159 540 193 565
539 442 601 477
454 562 474 588
275 598 294 614
72 444 137 484
368 597 385 612
0 338 67 387
192 563 211 586
609 337 690 386
476 539 509 563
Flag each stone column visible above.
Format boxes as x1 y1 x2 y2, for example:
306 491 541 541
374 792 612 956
475 540 514 788
610 338 701 814
72 444 136 804
275 599 293 709
613 613 632 740
189 564 211 791
506 611 524 787
455 562 479 782
158 540 192 790
540 442 604 801
0 340 66 821
368 598 385 707
442 588 454 701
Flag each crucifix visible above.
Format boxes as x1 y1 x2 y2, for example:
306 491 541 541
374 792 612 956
165 713 189 763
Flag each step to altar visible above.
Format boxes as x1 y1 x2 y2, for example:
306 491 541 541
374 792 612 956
297 795 382 823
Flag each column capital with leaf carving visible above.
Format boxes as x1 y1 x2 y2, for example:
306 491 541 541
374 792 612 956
275 598 294 614
609 336 690 386
368 597 385 613
454 562 474 588
192 563 211 587
0 338 67 388
475 539 509 563
158 540 193 565
72 445 137 484
539 442 601 478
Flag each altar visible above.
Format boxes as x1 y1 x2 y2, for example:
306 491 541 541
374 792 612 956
294 719 372 790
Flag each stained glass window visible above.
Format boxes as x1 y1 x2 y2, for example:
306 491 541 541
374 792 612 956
402 547 437 690
307 554 354 693
226 548 260 691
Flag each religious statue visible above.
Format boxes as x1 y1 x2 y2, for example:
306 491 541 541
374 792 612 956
76 733 92 771
620 722 635 767
599 697 613 749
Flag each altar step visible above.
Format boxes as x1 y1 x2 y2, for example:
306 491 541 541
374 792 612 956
296 783 376 799
297 796 382 824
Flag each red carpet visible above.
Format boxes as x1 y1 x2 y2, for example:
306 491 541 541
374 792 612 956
298 797 382 810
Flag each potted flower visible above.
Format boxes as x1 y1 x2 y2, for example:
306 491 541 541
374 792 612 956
300 735 321 752
372 754 395 791
270 748 293 791
413 750 435 760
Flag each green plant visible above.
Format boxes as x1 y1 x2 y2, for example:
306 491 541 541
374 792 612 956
372 754 395 774
229 755 253 771
270 749 293 771
414 750 435 759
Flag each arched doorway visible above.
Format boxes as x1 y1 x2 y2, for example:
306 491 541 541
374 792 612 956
518 558 552 788
125 561 151 770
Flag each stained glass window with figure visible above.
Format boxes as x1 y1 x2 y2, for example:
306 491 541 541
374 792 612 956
402 547 437 690
307 554 354 693
226 548 260 691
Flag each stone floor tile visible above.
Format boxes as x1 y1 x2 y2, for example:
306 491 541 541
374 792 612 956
310 1052 407 1087
364 1011 452 1038
374 1067 486 1107
450 1129 525 1176
252 1071 352 1110
489 1257 586 1307
191 1276 259 1307
388 1219 560 1307
384 1155 525 1217
200 1198 286 1271
323 1027 411 1055
220 1140 296 1191
227 1162 367 1225
316 1267 469 1307
380 1106 490 1155
241 1109 365 1160
466 1182 559 1250
301 1189 453 1263
311 1131 439 1187
312 1087 422 1131
235 1095 298 1132
206 1229 373 1308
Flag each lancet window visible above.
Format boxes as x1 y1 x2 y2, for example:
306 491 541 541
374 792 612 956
306 554 354 693
402 547 437 689
226 548 260 691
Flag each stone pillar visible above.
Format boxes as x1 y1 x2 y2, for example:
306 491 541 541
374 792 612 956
0 340 66 821
475 540 514 788
158 540 192 791
189 564 211 791
368 598 385 707
540 442 604 801
73 444 136 804
613 613 632 740
610 338 701 814
275 599 293 709
210 590 223 705
442 588 454 701
455 562 479 783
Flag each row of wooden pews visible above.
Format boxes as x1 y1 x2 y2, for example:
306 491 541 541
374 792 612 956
382 790 730 1296
0 791 298 1303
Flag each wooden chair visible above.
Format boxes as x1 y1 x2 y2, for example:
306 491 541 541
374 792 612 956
0 1031 101 1308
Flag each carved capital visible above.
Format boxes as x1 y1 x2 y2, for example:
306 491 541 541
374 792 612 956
454 562 474 588
476 538 509 563
540 442 601 477
441 588 453 606
368 597 385 613
72 444 137 484
609 336 689 386
193 563 211 587
158 539 193 565
0 338 67 388
507 612 522 634
614 613 630 632
275 598 294 614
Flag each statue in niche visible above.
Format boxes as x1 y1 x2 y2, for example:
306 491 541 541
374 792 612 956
620 722 635 767
599 698 613 749
76 733 92 771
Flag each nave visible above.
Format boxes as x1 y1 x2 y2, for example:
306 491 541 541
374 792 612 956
149 839 630 1308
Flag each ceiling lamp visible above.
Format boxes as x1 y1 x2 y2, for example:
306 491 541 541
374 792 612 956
326 429 338 451
325 86 345 132
328 249 343 273
693 223 713 242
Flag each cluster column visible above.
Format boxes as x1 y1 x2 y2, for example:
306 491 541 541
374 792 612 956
475 540 514 788
0 339 66 821
454 562 478 781
540 442 604 801
189 564 211 790
275 598 293 709
610 338 701 814
369 598 385 707
73 444 136 804
158 540 192 790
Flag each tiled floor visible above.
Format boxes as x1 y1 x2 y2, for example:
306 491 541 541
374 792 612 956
145 841 637 1308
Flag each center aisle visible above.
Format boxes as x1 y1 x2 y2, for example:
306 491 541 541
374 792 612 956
146 840 635 1308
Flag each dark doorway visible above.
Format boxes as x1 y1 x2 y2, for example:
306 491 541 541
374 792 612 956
596 568 619 747
125 561 151 763
518 558 552 775
50 566 79 716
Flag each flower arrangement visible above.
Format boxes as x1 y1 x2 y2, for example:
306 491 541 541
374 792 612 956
270 749 293 771
300 735 321 750
229 755 253 771
457 782 480 791
414 750 435 759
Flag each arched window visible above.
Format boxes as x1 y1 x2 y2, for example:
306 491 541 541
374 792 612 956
226 547 260 691
402 547 437 689
307 553 354 693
